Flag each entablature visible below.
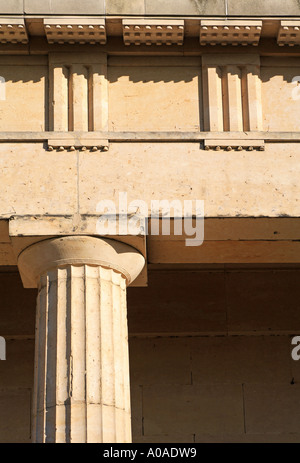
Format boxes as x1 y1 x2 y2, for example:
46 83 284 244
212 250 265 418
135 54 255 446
1 16 300 48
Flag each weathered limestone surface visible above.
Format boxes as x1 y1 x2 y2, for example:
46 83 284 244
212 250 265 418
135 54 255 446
0 54 298 219
78 142 300 217
24 0 105 15
0 0 23 14
17 236 145 443
145 0 225 16
107 0 145 15
15 0 300 16
261 61 300 131
0 141 299 219
0 63 47 131
228 0 300 16
23 0 225 16
108 57 201 131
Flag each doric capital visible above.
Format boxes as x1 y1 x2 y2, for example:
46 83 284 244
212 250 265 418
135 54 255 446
17 236 145 288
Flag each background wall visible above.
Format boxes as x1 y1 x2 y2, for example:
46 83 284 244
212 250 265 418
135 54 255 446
0 267 300 443
4 0 300 17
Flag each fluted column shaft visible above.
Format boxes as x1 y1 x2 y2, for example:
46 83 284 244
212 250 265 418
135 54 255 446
17 236 145 443
33 265 130 443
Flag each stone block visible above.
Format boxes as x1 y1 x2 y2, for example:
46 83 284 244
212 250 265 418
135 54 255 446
261 66 300 132
0 144 78 216
106 0 145 15
245 383 300 434
127 271 227 335
145 0 225 16
0 389 31 443
0 272 36 336
191 336 292 384
0 64 47 131
196 433 300 443
108 59 201 131
143 384 244 435
130 384 143 440
0 0 23 13
228 0 300 16
227 270 300 333
24 0 105 14
0 339 34 388
135 434 195 443
129 337 191 385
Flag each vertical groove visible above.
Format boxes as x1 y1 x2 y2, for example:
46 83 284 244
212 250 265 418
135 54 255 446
246 64 263 131
49 63 54 132
88 66 94 131
98 266 103 443
66 266 72 443
50 65 69 132
32 280 43 442
112 273 118 441
68 66 73 131
201 65 210 131
122 276 131 442
205 64 223 131
70 265 87 443
56 268 68 443
100 267 115 442
72 65 89 131
112 272 124 442
45 271 58 443
38 275 48 443
221 66 229 132
227 65 243 131
31 286 39 442
93 60 109 131
84 266 87 443
110 269 116 443
119 275 126 442
241 66 250 132
86 265 102 442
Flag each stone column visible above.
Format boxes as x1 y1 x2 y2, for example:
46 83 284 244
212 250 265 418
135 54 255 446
17 236 145 443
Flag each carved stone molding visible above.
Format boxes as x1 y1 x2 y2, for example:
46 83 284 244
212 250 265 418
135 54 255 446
47 138 109 152
49 53 108 133
204 139 265 151
202 55 263 133
277 21 300 46
200 20 262 46
0 18 28 44
44 18 107 45
122 19 184 46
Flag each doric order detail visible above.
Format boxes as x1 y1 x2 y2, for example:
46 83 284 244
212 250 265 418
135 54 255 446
202 55 263 134
0 18 28 44
17 236 145 443
18 236 145 288
49 53 108 133
47 138 109 152
204 139 265 151
200 20 262 47
277 21 300 46
122 19 184 46
44 18 107 45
